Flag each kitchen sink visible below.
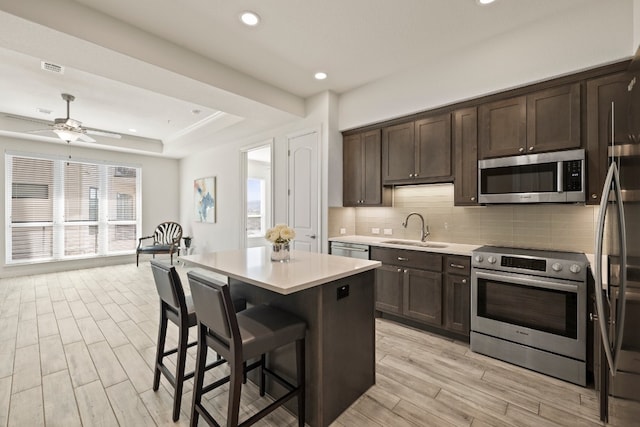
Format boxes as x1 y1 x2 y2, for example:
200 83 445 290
381 240 448 249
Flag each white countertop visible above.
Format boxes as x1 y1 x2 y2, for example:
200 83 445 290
329 235 481 256
180 247 381 295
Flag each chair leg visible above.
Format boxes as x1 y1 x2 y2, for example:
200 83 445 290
172 320 189 422
136 252 139 267
227 360 244 427
153 307 168 391
296 339 305 427
190 325 208 427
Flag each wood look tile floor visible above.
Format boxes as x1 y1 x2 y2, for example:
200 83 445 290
0 262 608 427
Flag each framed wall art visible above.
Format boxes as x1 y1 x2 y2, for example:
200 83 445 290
194 176 216 223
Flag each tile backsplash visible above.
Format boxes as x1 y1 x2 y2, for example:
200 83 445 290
329 184 597 253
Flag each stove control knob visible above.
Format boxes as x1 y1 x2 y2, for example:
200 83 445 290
569 264 582 274
474 255 483 263
551 262 563 272
487 256 497 264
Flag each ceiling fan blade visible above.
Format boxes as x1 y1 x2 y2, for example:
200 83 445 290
77 133 96 143
86 128 122 139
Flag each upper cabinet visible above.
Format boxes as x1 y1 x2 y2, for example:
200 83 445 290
453 107 478 206
382 113 452 185
586 73 631 205
479 83 581 159
343 129 391 207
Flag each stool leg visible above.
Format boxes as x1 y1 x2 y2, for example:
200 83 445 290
259 354 266 396
227 359 244 427
296 339 305 427
153 306 168 391
190 324 208 427
172 319 189 421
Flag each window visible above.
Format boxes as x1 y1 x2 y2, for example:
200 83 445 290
247 178 266 238
6 153 141 264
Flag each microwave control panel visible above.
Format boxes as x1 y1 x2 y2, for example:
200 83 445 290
563 160 582 191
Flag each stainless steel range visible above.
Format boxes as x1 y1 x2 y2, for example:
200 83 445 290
470 246 589 386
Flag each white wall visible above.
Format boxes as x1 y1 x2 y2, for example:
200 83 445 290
179 91 336 255
339 0 635 131
0 135 180 277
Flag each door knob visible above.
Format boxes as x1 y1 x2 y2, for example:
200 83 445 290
306 234 317 239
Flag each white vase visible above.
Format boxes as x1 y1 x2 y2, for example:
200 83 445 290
271 242 290 262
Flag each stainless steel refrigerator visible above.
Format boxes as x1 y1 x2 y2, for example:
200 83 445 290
593 54 640 424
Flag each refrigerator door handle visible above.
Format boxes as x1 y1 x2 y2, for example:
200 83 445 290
594 161 627 376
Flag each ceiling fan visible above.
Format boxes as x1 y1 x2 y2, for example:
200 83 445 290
27 93 121 142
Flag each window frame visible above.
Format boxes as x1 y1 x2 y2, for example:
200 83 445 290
5 151 142 264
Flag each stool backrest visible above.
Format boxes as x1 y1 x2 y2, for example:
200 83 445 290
150 260 186 312
187 271 239 348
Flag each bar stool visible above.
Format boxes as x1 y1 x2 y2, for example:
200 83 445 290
187 270 306 427
150 260 247 421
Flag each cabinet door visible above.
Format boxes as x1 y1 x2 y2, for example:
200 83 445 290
382 121 415 183
403 268 442 326
342 133 363 206
415 113 452 182
527 83 581 153
375 264 403 314
444 274 470 336
478 96 527 158
586 73 630 205
361 130 383 205
453 107 478 206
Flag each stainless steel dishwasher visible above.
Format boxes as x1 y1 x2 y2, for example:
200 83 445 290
330 241 370 259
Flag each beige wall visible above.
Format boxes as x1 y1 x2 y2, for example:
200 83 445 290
328 184 596 254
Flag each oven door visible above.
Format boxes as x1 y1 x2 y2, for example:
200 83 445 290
471 269 586 360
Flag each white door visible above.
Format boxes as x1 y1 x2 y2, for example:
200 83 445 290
288 130 320 252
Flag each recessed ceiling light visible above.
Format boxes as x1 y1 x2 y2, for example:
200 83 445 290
128 128 137 133
477 0 495 4
240 11 260 26
314 72 328 80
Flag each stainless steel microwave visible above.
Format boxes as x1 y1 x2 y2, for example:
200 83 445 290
478 149 585 204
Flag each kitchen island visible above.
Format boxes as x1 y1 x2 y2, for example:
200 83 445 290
180 247 381 427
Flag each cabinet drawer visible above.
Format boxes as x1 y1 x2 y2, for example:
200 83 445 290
371 247 442 272
445 255 471 275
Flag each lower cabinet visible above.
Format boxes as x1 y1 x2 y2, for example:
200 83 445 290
372 247 470 338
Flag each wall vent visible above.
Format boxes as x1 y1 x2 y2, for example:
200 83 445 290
40 61 64 74
36 108 52 115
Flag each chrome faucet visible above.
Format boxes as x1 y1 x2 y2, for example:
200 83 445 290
402 212 430 242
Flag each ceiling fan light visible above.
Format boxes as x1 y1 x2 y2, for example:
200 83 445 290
53 128 81 142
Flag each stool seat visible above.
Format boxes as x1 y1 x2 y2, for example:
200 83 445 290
237 305 306 360
187 270 306 427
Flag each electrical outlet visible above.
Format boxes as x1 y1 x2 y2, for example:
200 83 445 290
339 228 346 235
383 228 393 235
371 228 380 235
444 222 449 231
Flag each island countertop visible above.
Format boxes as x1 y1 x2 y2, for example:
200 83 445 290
180 247 381 295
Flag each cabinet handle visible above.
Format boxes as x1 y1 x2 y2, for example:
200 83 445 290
404 269 408 273
409 173 414 178
528 146 534 152
397 257 409 261
414 173 419 177
450 263 466 269
471 196 476 201
397 268 402 273
461 279 467 284
592 193 598 199
518 147 525 153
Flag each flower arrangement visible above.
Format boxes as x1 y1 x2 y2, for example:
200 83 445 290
265 224 296 244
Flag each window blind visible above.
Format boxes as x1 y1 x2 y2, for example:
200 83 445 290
6 153 141 264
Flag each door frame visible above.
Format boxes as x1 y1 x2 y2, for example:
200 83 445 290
240 139 274 249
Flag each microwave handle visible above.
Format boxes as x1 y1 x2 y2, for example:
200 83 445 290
557 161 563 193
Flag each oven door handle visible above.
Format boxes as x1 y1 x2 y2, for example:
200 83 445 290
473 270 580 293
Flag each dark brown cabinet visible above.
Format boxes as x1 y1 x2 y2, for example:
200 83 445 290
453 107 478 206
343 130 390 207
479 83 581 159
444 255 471 336
586 72 630 205
371 246 444 327
382 113 452 184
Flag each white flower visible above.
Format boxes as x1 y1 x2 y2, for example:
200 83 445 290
265 224 295 243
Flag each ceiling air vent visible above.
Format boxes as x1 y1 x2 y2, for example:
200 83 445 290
40 61 65 74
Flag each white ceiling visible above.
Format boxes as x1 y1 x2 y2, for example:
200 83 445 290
0 0 594 158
